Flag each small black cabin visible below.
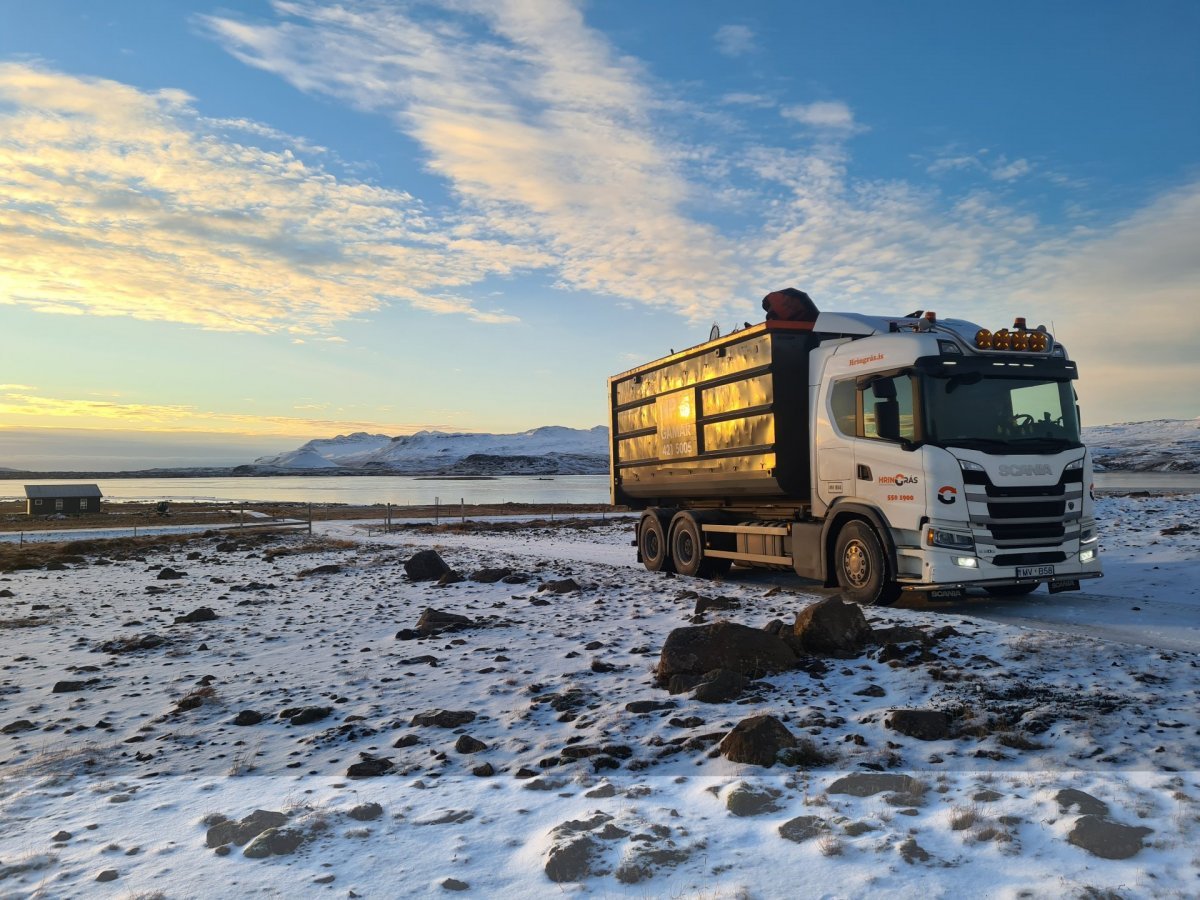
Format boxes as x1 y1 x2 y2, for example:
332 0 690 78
24 484 103 516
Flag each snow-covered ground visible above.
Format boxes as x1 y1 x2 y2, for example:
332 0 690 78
0 493 1196 898
1086 419 1200 473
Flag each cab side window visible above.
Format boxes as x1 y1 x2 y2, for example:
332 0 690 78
830 380 857 437
863 374 916 442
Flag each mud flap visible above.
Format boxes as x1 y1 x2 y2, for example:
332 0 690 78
1049 579 1081 594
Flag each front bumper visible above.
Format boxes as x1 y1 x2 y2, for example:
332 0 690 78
901 545 1103 593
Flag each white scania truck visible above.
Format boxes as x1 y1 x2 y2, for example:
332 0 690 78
607 289 1102 604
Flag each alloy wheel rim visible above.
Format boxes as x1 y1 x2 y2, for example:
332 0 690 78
844 541 869 587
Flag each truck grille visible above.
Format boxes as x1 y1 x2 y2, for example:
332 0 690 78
963 468 1083 549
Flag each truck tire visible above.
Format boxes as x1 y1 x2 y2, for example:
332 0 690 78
670 512 710 578
835 520 899 606
984 583 1040 597
638 512 674 573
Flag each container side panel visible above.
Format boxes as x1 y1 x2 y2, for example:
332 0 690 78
616 403 656 434
617 434 659 463
701 373 773 416
703 414 775 453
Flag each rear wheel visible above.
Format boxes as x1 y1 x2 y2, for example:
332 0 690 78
984 582 1040 597
670 512 708 578
835 520 899 606
638 512 673 573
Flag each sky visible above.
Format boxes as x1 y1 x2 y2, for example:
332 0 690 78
0 0 1197 469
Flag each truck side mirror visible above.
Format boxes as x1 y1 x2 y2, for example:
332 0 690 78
875 399 901 441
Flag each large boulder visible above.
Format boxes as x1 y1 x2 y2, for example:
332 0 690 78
415 608 471 636
242 826 306 858
827 773 923 798
411 709 476 728
691 669 750 704
724 782 783 817
544 834 602 883
1067 816 1152 860
787 597 872 657
205 810 289 848
173 607 216 624
779 816 829 843
718 714 797 767
657 622 796 683
885 709 952 741
405 550 451 581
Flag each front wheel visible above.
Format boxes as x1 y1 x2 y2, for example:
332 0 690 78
984 583 1040 597
638 512 674 573
835 520 899 606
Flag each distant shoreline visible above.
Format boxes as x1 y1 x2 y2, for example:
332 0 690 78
0 469 603 480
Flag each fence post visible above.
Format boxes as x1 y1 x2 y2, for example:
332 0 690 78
308 503 313 536
386 502 392 533
435 496 439 526
460 497 465 524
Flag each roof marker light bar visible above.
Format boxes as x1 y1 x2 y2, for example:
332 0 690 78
974 321 1051 353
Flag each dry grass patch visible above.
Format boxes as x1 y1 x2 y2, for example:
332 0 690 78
949 804 982 831
997 730 1045 751
817 833 844 857
968 824 1012 844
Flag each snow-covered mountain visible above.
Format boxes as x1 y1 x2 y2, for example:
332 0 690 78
251 426 609 474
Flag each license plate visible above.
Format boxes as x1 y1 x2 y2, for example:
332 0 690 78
1017 565 1054 578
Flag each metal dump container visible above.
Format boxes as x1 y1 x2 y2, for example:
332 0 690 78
608 321 816 507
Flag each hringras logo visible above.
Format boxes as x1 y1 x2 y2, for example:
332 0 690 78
879 473 920 486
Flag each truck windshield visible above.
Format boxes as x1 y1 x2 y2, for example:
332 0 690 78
922 374 1082 452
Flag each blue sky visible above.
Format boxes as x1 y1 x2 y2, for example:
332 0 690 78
0 1 1197 467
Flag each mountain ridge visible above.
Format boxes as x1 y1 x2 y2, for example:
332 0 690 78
250 425 610 475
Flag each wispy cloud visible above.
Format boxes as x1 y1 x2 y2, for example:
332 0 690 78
714 24 755 57
201 0 741 320
0 63 523 333
0 387 448 436
719 92 775 108
781 101 866 135
925 147 1037 183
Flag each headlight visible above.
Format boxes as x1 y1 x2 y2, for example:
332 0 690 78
1080 526 1098 544
958 459 985 472
926 527 974 550
1065 458 1085 471
1080 548 1096 563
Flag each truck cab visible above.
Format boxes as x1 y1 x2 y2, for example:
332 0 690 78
808 311 1100 601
